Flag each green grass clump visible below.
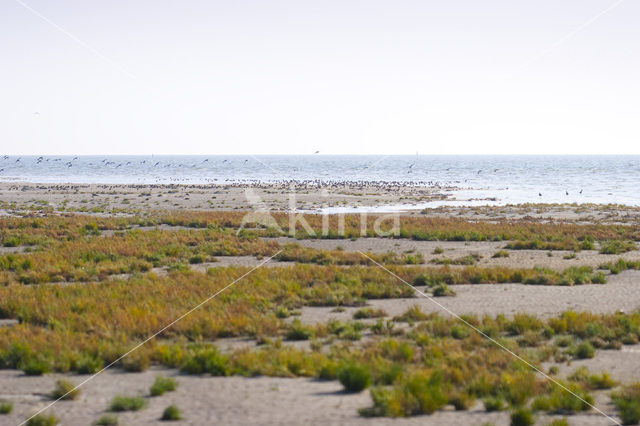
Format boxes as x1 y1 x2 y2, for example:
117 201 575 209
531 382 593 413
612 383 640 425
21 357 51 376
76 354 103 374
286 319 314 341
432 246 444 254
353 307 387 319
274 306 290 318
108 395 146 412
121 353 150 372
161 405 182 421
574 341 595 359
483 396 506 411
393 305 430 322
505 240 576 251
510 407 535 426
180 346 230 376
431 254 481 265
492 250 510 258
600 240 636 255
0 401 13 414
568 367 617 390
26 414 58 426
93 414 119 426
601 258 640 274
547 419 569 426
150 376 177 397
363 370 447 417
338 363 371 393
50 379 80 400
432 283 456 297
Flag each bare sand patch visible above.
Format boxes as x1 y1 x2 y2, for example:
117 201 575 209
298 270 640 323
0 369 615 426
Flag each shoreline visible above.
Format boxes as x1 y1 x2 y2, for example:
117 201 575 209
2 182 640 216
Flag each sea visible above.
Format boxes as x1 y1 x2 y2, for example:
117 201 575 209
1 155 639 209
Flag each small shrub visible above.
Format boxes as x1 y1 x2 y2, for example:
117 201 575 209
353 307 387 319
21 358 51 376
547 419 569 426
393 305 429 322
433 246 444 254
188 254 206 264
510 407 535 426
50 379 80 400
93 414 119 426
612 383 640 425
432 284 455 297
381 370 447 416
450 325 469 340
483 396 506 412
150 376 177 397
3 236 20 247
275 306 290 318
26 414 58 426
109 395 146 412
286 319 314 341
600 240 636 255
161 405 182 421
337 363 371 392
180 346 230 376
449 391 475 410
532 382 593 413
0 402 13 414
492 250 510 258
121 353 150 372
76 354 103 374
575 341 595 359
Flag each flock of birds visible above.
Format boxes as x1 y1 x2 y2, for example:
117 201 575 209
0 155 586 196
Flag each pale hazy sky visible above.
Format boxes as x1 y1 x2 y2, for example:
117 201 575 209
1 0 638 155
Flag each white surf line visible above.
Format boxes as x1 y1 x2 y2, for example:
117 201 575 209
18 250 282 426
357 251 622 426
518 0 626 70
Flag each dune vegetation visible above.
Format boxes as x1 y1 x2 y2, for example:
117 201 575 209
1 211 640 422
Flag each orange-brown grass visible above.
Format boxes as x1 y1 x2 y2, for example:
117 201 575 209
153 210 640 242
0 228 278 284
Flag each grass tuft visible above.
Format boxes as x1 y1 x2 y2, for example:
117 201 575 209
0 402 13 414
50 379 80 400
108 395 146 412
150 376 177 397
161 405 182 421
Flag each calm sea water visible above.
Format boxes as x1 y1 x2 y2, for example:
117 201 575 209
1 155 639 207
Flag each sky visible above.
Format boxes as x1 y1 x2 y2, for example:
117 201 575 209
0 0 638 155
